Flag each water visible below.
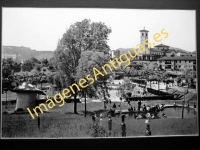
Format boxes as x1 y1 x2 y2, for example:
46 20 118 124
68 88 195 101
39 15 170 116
158 107 196 118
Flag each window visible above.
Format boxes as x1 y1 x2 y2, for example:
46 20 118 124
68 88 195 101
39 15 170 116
179 61 181 63
142 33 144 36
146 33 147 36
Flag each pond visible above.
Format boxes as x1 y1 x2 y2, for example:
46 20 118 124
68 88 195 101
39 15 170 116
158 107 196 118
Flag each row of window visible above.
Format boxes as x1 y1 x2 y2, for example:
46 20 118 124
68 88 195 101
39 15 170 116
150 52 163 55
174 65 193 68
142 33 148 36
175 60 195 63
160 60 196 63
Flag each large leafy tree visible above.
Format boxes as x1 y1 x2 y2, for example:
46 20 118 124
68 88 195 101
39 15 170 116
54 19 112 113
76 51 111 100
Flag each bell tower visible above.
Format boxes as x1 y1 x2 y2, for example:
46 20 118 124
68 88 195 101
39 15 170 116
139 27 150 54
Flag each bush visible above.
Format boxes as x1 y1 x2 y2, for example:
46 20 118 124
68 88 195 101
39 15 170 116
87 122 108 137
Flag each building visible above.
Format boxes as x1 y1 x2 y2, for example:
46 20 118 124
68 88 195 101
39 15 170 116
111 27 196 72
157 56 196 71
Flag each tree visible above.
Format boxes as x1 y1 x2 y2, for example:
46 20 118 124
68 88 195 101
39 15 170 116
48 57 56 71
35 63 42 72
76 51 111 99
22 59 34 72
41 58 49 67
2 58 15 78
54 19 111 113
30 57 41 64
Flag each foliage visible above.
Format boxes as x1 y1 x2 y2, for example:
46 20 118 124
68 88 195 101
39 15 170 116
54 19 112 113
22 59 34 72
35 63 42 72
87 122 107 137
2 58 21 78
76 51 111 99
30 57 41 64
41 58 49 67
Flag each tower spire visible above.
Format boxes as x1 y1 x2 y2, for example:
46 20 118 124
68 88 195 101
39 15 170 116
144 26 145 29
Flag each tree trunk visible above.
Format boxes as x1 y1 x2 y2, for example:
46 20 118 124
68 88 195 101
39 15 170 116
6 90 8 109
74 86 78 114
85 89 86 117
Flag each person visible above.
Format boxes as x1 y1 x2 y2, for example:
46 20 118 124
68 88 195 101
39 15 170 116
128 105 133 112
187 102 190 108
145 119 150 131
108 115 112 136
122 114 126 122
173 102 177 106
146 106 150 112
92 113 96 124
137 100 142 111
104 101 107 109
146 113 151 119
194 103 196 108
162 113 167 118
113 103 117 109
136 114 143 119
99 114 103 126
145 127 151 136
143 104 147 112
121 121 126 137
133 106 136 111
127 99 131 105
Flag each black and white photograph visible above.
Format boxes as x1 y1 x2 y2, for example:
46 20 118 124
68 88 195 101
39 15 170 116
1 8 198 138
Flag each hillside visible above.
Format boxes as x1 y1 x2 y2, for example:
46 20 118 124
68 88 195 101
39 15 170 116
2 46 54 62
169 47 189 53
113 47 191 54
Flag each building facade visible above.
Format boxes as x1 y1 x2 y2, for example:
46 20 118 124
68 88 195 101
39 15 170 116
157 56 196 71
111 27 196 72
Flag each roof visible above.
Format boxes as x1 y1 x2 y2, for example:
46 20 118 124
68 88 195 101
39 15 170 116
139 29 149 32
112 48 138 55
150 48 165 52
157 56 196 61
11 82 45 94
165 49 177 53
192 51 196 54
154 44 170 47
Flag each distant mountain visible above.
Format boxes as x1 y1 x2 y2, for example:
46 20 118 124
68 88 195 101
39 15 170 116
113 47 191 54
169 47 190 53
2 46 54 62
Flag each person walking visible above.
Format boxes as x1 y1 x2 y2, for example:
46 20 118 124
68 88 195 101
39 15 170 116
99 114 103 127
121 121 126 137
145 119 151 136
108 115 112 136
92 113 97 125
121 114 126 137
138 100 142 111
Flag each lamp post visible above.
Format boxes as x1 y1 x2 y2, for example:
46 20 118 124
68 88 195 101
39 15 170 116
118 82 124 116
85 89 87 117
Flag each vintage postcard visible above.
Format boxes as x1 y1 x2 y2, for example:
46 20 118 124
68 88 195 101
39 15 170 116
1 8 198 138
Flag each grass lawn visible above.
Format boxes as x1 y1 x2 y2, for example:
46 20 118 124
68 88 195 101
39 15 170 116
2 99 198 138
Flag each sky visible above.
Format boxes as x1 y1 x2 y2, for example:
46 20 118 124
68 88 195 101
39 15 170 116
2 8 196 52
